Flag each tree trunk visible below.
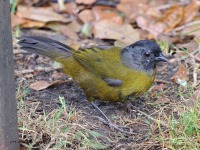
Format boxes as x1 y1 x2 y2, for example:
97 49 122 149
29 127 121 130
0 1 19 149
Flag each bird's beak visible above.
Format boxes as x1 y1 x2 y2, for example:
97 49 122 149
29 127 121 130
155 53 168 62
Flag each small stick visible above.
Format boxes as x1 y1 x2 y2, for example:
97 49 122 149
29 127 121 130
155 79 171 84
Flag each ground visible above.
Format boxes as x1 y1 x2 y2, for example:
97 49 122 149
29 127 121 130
14 31 199 150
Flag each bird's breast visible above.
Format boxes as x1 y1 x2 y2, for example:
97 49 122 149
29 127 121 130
119 70 156 99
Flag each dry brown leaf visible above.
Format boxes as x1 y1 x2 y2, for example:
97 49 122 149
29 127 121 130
160 4 184 32
154 97 170 104
30 80 51 91
21 20 46 28
137 4 184 38
46 22 79 41
182 0 200 24
117 0 160 22
78 9 95 23
136 16 165 39
17 5 71 23
92 6 123 25
30 80 68 91
11 14 26 28
60 2 78 14
171 65 189 84
93 20 140 45
76 0 96 5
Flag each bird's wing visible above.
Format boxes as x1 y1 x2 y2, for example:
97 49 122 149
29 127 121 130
73 46 127 87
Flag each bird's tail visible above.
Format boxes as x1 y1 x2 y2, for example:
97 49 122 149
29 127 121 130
18 36 73 60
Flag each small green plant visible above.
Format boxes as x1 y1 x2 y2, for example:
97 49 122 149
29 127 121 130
158 100 200 149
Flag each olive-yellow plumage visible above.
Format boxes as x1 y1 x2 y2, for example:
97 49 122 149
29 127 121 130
18 36 167 102
57 47 156 102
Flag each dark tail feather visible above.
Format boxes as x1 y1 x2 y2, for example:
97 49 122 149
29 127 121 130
18 36 73 59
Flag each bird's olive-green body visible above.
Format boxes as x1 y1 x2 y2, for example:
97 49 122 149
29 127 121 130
18 36 167 102
56 47 156 102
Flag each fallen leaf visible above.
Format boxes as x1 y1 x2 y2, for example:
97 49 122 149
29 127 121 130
76 0 96 5
30 80 51 91
78 9 95 23
30 80 68 91
154 97 170 104
171 65 189 86
92 6 123 25
46 22 79 41
17 5 71 23
136 16 165 39
21 20 46 28
65 2 78 14
182 0 200 24
159 4 184 32
137 4 184 38
117 0 160 22
93 20 140 45
11 14 26 28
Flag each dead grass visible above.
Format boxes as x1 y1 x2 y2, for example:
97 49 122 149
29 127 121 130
17 86 108 149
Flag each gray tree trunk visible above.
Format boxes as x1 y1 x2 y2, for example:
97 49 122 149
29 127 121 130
0 1 19 149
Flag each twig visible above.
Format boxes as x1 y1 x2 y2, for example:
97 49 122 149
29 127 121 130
155 79 172 84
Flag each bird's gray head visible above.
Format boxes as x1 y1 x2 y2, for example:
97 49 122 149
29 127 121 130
121 40 168 74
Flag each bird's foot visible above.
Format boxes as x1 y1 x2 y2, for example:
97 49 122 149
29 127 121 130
125 102 149 118
91 102 134 135
93 116 134 135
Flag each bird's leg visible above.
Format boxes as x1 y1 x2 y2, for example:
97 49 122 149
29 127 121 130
125 102 138 118
125 100 149 119
91 102 134 135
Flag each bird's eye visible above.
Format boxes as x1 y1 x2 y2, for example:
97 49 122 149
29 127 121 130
154 52 160 57
144 52 150 57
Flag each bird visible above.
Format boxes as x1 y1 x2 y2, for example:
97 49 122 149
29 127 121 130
18 36 168 133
